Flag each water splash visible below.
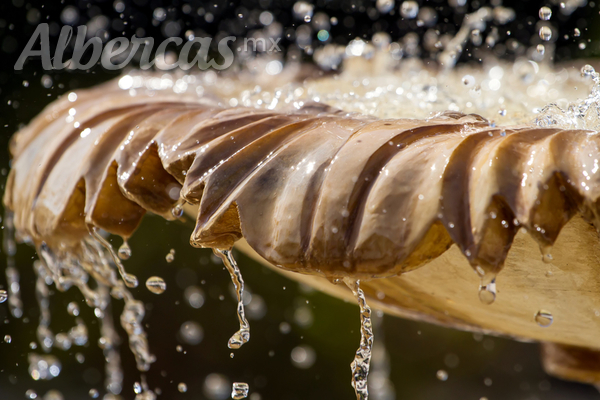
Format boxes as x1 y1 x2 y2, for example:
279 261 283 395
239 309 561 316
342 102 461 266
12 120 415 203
90 227 139 288
536 65 600 131
344 278 374 400
213 248 250 349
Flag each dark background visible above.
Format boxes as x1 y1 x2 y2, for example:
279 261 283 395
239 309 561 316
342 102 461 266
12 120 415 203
1 0 600 399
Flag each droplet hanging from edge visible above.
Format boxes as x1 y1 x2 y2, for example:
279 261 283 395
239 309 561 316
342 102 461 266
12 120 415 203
535 310 553 327
118 241 132 260
478 278 497 305
145 277 166 294
232 382 249 399
0 290 7 303
213 248 250 349
343 278 374 400
171 199 184 219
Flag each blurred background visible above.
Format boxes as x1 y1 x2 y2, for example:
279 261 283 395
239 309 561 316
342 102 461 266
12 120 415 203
1 0 600 399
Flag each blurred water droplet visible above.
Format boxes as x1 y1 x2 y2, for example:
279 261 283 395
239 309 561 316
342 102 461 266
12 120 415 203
291 345 316 369
25 389 38 399
179 321 203 345
400 1 419 19
0 290 7 303
436 369 448 381
4 334 11 343
203 373 230 400
177 383 187 393
88 389 99 398
67 302 79 316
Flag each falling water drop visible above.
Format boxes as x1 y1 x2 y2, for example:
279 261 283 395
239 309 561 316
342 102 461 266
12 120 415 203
133 382 142 394
88 389 99 398
232 382 249 399
0 290 7 303
344 278 374 400
535 310 553 327
539 26 552 41
4 334 11 343
25 389 38 399
478 278 497 305
538 6 552 20
165 249 175 263
145 277 166 294
177 383 187 393
213 249 250 349
118 241 132 260
574 27 581 37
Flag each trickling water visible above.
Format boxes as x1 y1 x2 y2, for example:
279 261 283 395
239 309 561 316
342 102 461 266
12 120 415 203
3 211 23 318
90 227 139 288
145 276 166 294
213 249 250 350
231 382 250 399
535 310 554 327
344 278 374 400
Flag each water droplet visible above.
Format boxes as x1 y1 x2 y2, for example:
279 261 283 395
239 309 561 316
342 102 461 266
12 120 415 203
539 6 552 20
4 334 11 343
0 290 7 303
436 369 448 381
478 279 497 305
67 301 80 316
133 382 142 394
88 389 99 398
165 249 175 263
400 1 419 19
574 27 581 37
462 75 475 87
535 310 553 327
232 382 249 399
145 277 166 294
177 383 187 393
171 203 184 219
25 389 38 399
123 273 139 288
539 26 552 41
118 241 132 260
579 42 587 50
536 44 545 55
